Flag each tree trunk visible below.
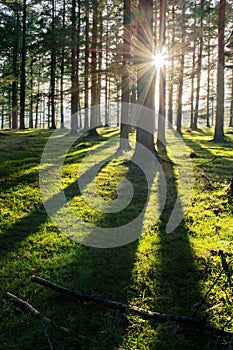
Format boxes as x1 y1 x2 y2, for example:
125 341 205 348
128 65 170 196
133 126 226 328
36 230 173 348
176 0 185 134
229 70 233 127
12 6 19 129
60 0 66 128
71 0 78 132
190 5 197 130
157 0 166 147
136 0 156 153
89 0 99 137
214 0 226 142
84 0 89 130
97 6 103 127
19 0 26 130
193 0 204 130
50 0 56 129
29 59 34 128
120 0 131 151
206 42 211 128
167 2 175 129
105 7 109 128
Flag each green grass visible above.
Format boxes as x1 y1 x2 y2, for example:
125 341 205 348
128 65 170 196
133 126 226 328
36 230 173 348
0 127 232 349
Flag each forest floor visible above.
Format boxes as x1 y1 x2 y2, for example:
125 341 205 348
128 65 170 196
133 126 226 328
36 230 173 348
0 127 233 350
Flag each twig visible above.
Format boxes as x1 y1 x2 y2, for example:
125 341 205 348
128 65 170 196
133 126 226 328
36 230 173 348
6 292 75 336
205 303 222 313
33 203 46 213
40 319 54 350
31 275 233 338
192 258 233 317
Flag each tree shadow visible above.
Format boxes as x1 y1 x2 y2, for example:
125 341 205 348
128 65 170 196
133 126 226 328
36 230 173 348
182 135 233 181
118 149 228 350
0 133 156 349
154 153 211 348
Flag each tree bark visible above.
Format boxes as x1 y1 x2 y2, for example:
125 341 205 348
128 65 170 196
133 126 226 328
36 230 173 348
136 0 156 153
50 0 56 129
214 0 226 142
176 0 185 134
12 6 19 129
193 0 204 130
229 70 233 127
89 0 99 137
120 0 131 151
84 0 89 130
19 0 26 130
190 4 197 130
70 0 78 132
167 2 175 129
157 0 167 147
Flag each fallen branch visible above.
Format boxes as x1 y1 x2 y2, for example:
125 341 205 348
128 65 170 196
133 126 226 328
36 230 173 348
6 292 75 336
40 319 54 350
31 275 233 338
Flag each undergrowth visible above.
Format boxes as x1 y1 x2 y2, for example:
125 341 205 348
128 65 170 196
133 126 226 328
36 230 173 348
0 127 232 350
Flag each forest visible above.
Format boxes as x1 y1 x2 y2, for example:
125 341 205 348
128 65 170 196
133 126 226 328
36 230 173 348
0 0 233 349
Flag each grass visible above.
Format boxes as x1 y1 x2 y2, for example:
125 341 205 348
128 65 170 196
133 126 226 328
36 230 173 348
0 127 232 349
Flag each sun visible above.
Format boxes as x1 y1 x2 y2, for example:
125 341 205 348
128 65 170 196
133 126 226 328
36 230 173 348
152 50 167 68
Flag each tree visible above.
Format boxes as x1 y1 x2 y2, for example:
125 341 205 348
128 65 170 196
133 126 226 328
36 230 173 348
119 0 131 151
230 70 233 127
176 0 185 134
49 0 57 129
84 0 89 130
214 0 226 142
192 0 205 131
70 0 78 133
19 0 27 130
167 1 175 129
135 0 156 153
157 0 167 146
89 0 99 137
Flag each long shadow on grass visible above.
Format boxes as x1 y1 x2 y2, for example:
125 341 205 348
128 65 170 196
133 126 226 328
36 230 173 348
0 132 119 251
182 134 233 181
0 134 152 349
118 149 227 350
45 159 151 349
153 150 227 349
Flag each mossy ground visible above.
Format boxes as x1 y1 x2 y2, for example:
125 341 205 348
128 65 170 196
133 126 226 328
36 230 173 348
0 127 232 349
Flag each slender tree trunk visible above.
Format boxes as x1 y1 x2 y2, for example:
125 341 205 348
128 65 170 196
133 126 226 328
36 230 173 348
19 0 26 129
229 71 233 127
89 0 99 137
70 0 78 132
84 0 89 130
105 8 109 128
12 7 19 129
193 0 204 130
168 2 175 129
97 7 103 127
77 0 81 128
176 0 185 134
190 35 196 128
157 0 166 147
136 0 156 153
206 44 211 128
60 0 66 128
120 0 131 151
50 0 56 129
214 0 226 142
29 59 34 128
1 104 4 129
